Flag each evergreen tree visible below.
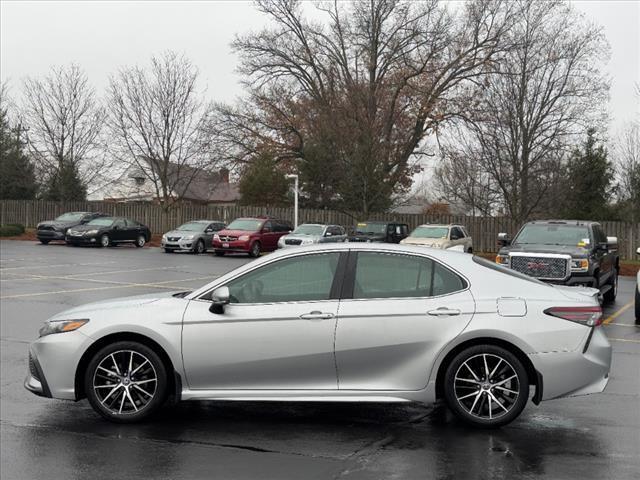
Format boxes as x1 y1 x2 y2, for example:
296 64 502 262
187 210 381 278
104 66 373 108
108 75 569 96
238 153 290 207
42 160 87 201
562 129 615 220
0 108 38 200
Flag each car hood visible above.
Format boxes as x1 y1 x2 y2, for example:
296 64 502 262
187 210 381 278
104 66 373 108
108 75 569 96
164 230 200 237
500 243 589 257
402 237 447 247
48 292 181 321
217 229 257 237
37 220 79 229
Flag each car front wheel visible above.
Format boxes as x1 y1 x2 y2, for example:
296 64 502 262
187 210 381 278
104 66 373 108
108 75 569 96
249 241 261 258
84 341 168 423
193 239 205 254
444 344 529 428
135 235 146 248
100 234 110 247
39 239 50 245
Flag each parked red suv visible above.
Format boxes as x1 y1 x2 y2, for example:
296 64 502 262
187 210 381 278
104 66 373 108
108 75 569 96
212 216 293 257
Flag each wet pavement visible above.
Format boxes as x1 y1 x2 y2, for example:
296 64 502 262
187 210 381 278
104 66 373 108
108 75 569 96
1 240 639 479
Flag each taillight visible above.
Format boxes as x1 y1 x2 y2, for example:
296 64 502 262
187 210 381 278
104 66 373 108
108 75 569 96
544 306 603 327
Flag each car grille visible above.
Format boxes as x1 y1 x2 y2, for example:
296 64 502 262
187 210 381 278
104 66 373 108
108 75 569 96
510 255 569 280
285 239 302 245
219 235 238 241
28 353 40 381
167 236 181 242
38 226 55 231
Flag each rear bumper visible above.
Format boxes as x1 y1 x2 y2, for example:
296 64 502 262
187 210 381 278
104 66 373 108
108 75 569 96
529 327 611 401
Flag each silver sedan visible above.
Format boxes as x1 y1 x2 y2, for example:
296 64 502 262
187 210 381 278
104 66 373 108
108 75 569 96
277 223 347 248
25 243 611 427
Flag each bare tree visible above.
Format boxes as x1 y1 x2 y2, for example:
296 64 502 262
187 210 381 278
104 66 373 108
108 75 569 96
439 0 608 223
614 122 640 222
107 51 215 210
22 65 107 199
211 0 516 216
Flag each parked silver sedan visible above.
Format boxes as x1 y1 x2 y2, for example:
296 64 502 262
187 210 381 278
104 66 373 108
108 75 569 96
277 223 347 248
161 220 225 254
25 243 611 427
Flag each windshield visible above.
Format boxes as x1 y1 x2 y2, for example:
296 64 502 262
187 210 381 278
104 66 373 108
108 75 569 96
410 226 449 239
355 222 386 235
227 219 263 231
55 212 85 222
87 218 114 227
293 225 324 236
514 224 591 246
176 222 205 232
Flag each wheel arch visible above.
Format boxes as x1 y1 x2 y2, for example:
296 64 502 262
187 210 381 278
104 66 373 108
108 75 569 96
74 331 179 401
434 336 541 404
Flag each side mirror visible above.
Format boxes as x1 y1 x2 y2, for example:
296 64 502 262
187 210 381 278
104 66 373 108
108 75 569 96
209 286 230 314
636 247 640 256
497 232 511 247
204 229 213 234
325 231 332 237
262 227 271 233
606 236 617 248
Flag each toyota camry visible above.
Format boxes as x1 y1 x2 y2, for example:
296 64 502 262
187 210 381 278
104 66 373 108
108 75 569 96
25 243 611 427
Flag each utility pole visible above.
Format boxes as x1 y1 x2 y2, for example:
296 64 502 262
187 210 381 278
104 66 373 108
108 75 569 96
285 174 299 229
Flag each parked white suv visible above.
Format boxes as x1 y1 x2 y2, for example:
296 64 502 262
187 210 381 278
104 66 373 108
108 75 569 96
401 224 473 253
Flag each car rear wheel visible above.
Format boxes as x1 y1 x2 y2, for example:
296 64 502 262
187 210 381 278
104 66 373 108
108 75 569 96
444 345 529 428
84 341 168 423
249 241 261 258
100 234 110 248
39 239 50 245
193 240 205 254
603 270 618 304
214 250 225 257
135 235 146 248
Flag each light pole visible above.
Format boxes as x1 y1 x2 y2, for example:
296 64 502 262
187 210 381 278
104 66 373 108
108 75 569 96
285 174 299 229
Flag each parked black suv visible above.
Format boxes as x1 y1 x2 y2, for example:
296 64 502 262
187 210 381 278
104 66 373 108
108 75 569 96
496 220 619 303
37 211 106 244
348 221 409 243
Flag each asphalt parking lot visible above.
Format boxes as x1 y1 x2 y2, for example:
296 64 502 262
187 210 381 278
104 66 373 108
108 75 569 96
1 240 639 480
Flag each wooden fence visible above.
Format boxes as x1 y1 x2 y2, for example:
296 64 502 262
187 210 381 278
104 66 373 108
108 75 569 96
1 200 638 259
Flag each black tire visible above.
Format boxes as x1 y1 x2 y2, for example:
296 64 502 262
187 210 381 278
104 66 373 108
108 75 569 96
635 287 639 325
84 341 168 423
164 248 174 253
39 239 50 245
193 239 205 254
444 344 529 428
214 250 225 257
100 234 110 248
249 241 261 258
468 247 473 254
135 234 146 248
603 269 618 304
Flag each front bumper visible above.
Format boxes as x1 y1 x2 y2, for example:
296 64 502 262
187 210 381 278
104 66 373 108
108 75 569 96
529 327 612 401
24 330 93 400
162 240 194 250
37 230 66 241
542 273 597 288
212 240 251 253
65 234 99 244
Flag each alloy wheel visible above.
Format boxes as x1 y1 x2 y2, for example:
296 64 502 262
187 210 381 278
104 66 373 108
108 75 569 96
136 235 146 247
92 350 157 415
101 234 110 247
195 240 204 254
453 353 520 421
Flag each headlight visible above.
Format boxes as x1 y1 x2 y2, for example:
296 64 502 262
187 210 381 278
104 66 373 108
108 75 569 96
239 235 250 241
182 235 194 240
85 229 99 235
162 234 168 240
496 254 509 265
39 319 89 337
213 234 220 241
571 258 589 271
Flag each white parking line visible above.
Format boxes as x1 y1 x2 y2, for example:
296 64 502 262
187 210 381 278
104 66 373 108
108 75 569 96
0 265 193 282
0 276 216 299
0 261 119 271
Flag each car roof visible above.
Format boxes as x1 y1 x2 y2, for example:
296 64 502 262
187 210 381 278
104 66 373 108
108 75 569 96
525 220 597 226
185 220 224 223
415 224 459 228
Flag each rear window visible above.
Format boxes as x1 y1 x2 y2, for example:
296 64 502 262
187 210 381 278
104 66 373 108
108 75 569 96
472 256 545 285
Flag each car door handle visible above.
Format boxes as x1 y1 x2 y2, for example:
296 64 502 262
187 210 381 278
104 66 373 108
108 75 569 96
427 307 461 316
299 311 335 320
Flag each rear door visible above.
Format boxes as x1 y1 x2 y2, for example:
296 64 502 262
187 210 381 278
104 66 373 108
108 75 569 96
335 251 475 390
112 218 127 241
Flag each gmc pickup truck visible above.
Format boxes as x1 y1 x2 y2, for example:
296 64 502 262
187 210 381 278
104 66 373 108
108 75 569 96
496 220 619 304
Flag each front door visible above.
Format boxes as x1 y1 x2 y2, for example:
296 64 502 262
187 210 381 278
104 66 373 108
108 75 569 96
335 251 475 391
182 251 344 390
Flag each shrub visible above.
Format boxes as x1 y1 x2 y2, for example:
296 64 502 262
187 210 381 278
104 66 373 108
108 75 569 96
0 224 25 237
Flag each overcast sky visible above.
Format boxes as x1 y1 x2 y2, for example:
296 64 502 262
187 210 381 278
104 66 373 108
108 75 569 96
1 0 638 135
